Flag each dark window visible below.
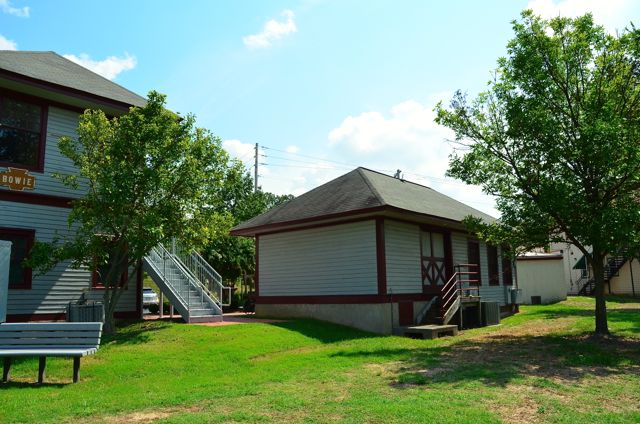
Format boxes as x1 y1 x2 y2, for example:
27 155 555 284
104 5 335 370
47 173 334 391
467 241 481 285
0 95 46 170
502 245 513 286
92 256 128 288
0 227 34 290
487 245 499 285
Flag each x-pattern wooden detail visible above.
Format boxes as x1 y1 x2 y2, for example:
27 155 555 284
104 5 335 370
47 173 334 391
422 258 446 285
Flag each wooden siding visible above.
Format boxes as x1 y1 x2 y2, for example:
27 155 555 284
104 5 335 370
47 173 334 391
21 106 85 199
1 201 137 315
259 221 378 296
451 231 509 305
384 220 421 294
609 259 640 296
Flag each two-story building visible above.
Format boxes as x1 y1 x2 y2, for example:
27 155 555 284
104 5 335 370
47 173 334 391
0 51 146 321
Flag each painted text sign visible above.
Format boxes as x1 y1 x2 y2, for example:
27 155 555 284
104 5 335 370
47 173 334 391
0 167 36 191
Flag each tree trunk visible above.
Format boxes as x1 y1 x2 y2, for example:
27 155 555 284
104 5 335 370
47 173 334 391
591 253 609 336
103 288 117 334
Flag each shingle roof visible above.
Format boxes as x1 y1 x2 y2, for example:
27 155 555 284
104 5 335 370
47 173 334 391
231 167 496 235
0 51 146 107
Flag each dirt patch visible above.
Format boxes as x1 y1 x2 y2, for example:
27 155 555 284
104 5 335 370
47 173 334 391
83 405 202 424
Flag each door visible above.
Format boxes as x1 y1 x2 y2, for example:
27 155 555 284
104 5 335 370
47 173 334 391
421 231 447 286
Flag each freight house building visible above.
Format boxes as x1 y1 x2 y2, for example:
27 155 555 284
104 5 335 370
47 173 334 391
0 51 146 321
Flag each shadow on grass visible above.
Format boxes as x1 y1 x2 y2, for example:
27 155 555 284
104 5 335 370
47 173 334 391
0 381 66 389
102 319 175 346
395 333 640 389
269 319 379 344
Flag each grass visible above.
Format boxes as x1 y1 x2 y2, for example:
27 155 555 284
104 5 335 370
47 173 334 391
1 297 639 423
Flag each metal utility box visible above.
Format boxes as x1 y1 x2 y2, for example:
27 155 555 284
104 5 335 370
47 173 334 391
510 287 523 304
67 301 105 322
481 301 501 326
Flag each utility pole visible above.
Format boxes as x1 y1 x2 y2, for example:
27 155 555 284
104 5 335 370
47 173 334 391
254 142 259 193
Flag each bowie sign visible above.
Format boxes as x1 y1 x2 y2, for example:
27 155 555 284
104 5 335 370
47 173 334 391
0 167 36 191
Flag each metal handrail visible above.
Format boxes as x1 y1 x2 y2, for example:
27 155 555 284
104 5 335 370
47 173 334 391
147 245 193 310
164 241 231 308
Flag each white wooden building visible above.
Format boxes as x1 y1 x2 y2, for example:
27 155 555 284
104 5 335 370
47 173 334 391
0 51 146 321
232 168 518 334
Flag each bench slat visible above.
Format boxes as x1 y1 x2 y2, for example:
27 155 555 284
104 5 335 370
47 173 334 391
0 338 100 346
0 348 97 357
0 331 102 339
0 323 102 332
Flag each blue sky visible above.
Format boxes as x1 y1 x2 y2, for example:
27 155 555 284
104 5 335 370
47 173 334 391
1 0 638 216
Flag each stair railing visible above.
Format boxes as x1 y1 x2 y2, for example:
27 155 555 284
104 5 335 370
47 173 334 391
165 242 231 308
147 244 193 311
439 264 480 326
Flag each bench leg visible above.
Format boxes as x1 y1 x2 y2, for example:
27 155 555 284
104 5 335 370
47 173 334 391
38 357 46 384
73 357 80 383
2 357 11 382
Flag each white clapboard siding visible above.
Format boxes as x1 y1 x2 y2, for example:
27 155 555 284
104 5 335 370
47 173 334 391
609 260 640 296
451 232 468 267
1 201 136 315
32 106 86 198
259 220 377 296
384 220 421 294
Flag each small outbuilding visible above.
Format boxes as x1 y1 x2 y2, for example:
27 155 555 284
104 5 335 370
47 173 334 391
516 251 567 304
231 168 518 334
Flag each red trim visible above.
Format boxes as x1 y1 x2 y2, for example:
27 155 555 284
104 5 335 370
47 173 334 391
0 69 134 112
255 293 433 304
6 310 140 322
254 235 260 296
0 227 35 290
6 312 66 322
375 218 387 295
0 93 49 172
398 301 414 326
0 189 75 208
517 256 563 261
251 214 382 237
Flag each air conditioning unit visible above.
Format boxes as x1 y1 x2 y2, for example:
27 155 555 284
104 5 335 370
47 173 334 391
481 301 501 326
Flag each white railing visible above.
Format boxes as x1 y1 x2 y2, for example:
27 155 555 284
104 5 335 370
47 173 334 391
146 244 193 311
165 241 232 308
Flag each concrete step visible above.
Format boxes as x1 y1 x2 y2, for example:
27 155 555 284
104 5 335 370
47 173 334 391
188 314 223 323
395 324 459 339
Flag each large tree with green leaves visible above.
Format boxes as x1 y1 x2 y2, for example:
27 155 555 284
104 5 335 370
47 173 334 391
435 11 640 335
31 92 232 333
203 160 293 284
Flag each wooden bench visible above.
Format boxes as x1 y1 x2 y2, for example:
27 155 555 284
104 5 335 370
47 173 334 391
0 322 102 384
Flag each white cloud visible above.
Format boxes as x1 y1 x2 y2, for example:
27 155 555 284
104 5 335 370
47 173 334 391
63 53 137 80
0 0 29 17
328 99 499 217
0 34 17 50
527 0 633 32
223 99 499 217
243 10 297 49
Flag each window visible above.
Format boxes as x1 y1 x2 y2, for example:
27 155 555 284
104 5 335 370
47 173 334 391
421 230 447 285
502 246 513 286
92 256 128 288
0 227 34 290
0 94 47 171
467 241 482 285
487 245 499 286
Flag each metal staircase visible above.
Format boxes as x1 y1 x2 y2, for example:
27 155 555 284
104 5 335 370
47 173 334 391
143 242 231 323
577 253 627 296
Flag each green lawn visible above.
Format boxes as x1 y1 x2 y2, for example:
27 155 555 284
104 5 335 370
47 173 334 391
1 297 639 423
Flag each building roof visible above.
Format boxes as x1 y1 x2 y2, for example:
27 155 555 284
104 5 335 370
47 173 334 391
231 167 496 235
0 51 146 107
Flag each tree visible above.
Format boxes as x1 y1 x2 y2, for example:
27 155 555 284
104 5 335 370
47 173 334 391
435 11 640 336
203 160 293 284
30 92 232 333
